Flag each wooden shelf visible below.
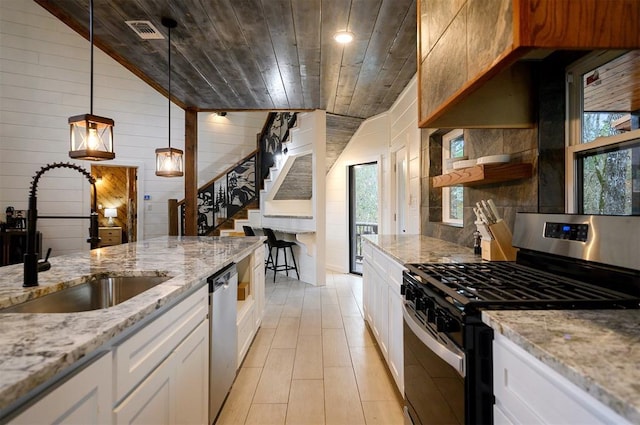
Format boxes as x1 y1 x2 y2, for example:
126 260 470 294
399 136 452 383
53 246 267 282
432 163 532 188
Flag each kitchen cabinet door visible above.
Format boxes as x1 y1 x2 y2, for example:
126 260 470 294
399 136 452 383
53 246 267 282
493 333 631 425
113 352 174 425
253 245 266 327
362 240 374 324
375 274 389 361
174 320 209 425
387 259 405 393
388 289 404 394
10 353 112 425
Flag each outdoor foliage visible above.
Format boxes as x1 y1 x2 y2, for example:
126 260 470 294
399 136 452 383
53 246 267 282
581 112 634 215
354 163 378 224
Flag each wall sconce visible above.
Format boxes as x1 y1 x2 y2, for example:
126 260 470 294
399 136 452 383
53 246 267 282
104 208 117 226
155 17 183 177
69 0 115 161
214 111 227 117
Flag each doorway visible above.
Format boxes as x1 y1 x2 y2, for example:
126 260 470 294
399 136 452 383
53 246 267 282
349 162 378 274
91 165 138 245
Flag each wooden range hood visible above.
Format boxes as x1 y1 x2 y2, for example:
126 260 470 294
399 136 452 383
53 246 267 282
418 0 640 129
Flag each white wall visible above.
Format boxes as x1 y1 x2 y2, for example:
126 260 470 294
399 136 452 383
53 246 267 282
325 76 419 272
0 1 265 257
198 112 267 186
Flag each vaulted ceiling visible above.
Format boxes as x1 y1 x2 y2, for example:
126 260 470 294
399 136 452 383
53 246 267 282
35 0 417 121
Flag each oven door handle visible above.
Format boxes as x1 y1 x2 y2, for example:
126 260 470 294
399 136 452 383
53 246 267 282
403 304 465 377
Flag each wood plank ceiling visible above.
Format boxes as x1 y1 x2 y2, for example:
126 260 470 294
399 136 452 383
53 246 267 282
34 0 417 121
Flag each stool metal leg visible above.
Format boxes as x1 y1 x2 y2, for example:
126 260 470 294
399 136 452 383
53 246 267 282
273 247 278 282
288 245 300 280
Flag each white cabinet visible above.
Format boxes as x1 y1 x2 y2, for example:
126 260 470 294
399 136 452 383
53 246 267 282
361 239 405 394
253 244 266 327
113 285 208 403
114 319 209 425
174 319 209 425
387 259 405 394
493 333 631 425
10 353 112 425
237 245 267 366
9 286 209 425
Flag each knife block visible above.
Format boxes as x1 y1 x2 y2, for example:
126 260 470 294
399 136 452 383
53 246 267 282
481 221 518 261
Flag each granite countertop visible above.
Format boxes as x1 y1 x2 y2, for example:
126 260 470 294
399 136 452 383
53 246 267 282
363 234 480 264
0 236 265 413
483 310 640 423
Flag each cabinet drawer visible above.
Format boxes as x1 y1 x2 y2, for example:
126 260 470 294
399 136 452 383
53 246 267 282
100 229 120 237
114 285 208 402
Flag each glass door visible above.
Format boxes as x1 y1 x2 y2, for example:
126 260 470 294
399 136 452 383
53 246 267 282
349 162 378 274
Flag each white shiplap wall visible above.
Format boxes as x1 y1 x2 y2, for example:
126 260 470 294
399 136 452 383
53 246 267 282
0 1 264 257
325 76 419 273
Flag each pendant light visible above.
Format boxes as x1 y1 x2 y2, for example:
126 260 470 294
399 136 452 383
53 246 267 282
155 17 183 177
69 0 115 161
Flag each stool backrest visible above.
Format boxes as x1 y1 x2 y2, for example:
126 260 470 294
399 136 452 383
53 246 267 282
243 226 256 236
263 228 278 248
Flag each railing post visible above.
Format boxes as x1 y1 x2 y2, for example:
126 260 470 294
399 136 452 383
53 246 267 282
168 199 178 236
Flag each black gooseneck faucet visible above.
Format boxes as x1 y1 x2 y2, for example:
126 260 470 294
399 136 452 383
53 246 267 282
24 162 100 287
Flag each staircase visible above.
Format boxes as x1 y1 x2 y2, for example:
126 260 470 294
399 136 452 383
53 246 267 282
174 112 298 237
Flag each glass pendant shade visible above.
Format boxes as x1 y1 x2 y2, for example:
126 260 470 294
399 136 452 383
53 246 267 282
69 114 115 160
155 147 184 177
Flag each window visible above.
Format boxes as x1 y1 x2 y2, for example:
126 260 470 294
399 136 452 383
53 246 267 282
566 51 640 215
442 129 464 225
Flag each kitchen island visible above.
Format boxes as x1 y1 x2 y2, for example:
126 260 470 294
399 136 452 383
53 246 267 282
0 235 265 421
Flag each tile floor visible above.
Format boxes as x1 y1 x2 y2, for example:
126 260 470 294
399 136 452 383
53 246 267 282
215 271 405 425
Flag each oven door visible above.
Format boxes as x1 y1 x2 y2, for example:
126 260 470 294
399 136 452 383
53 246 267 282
403 303 465 425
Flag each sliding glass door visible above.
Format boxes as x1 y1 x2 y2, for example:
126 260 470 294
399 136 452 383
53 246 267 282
349 162 378 274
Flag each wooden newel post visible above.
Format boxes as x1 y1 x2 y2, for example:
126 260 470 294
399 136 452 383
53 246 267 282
168 199 178 236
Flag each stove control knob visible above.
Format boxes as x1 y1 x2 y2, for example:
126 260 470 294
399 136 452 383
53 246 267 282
405 288 415 301
415 297 426 312
436 316 447 332
427 308 436 323
436 314 459 333
400 283 406 295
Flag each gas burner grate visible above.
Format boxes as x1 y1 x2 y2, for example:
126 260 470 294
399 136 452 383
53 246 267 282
405 262 640 309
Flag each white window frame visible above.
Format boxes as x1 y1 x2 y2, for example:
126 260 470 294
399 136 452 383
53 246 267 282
565 50 638 213
442 129 464 225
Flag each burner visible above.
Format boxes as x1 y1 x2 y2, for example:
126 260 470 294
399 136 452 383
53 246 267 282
404 262 640 311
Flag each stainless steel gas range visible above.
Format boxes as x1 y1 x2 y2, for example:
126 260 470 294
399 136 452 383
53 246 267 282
401 213 640 425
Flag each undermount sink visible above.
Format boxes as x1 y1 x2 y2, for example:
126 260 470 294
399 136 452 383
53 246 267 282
1 275 172 313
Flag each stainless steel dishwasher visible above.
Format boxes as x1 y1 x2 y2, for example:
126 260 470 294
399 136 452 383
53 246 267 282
208 263 238 424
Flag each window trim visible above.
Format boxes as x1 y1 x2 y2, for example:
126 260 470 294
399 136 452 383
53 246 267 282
566 129 640 213
442 129 464 226
565 50 633 213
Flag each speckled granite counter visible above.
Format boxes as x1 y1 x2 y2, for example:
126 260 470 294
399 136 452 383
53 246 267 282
0 236 265 413
483 310 640 423
363 234 480 264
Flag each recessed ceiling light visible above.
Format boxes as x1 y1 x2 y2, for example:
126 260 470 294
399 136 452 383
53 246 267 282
333 31 354 44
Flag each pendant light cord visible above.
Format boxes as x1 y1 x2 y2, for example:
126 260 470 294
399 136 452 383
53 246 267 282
168 23 171 149
89 0 94 115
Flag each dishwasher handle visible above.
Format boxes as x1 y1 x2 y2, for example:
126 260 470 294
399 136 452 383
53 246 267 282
207 263 237 292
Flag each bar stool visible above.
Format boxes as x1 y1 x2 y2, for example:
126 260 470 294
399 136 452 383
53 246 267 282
263 228 299 282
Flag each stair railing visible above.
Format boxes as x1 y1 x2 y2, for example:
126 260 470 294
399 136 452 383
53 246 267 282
173 111 298 236
176 149 259 236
